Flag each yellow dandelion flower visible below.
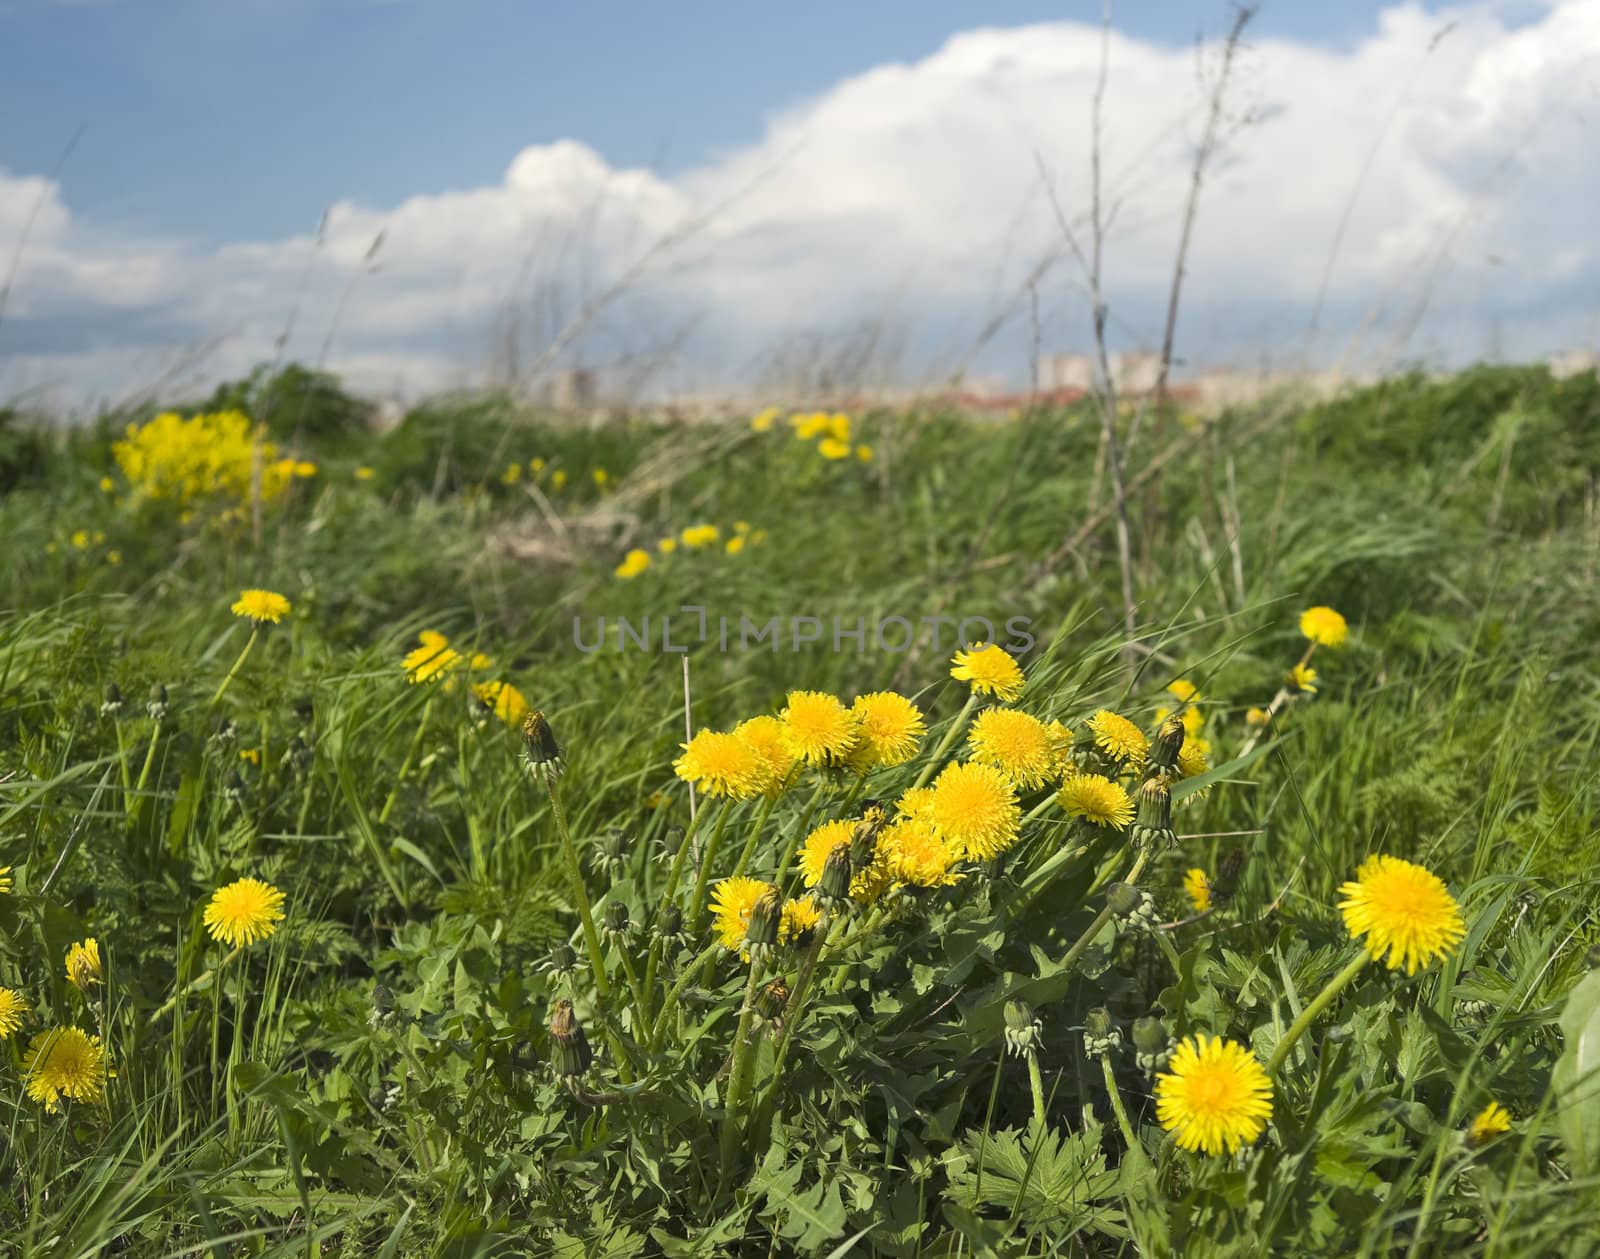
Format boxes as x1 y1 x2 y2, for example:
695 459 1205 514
0 987 30 1038
593 468 609 488
1337 854 1465 975
817 437 851 460
293 460 317 478
71 529 91 549
1057 773 1133 829
106 550 122 566
614 548 652 579
1166 679 1200 704
797 819 857 889
1156 704 1207 740
0 864 11 894
1183 868 1212 914
750 406 779 433
880 818 963 888
551 469 567 491
230 589 291 625
657 537 678 553
24 1027 109 1110
732 715 797 796
792 411 829 440
355 465 375 481
1300 606 1348 648
99 476 115 492
1044 718 1075 774
1177 738 1211 780
850 692 926 769
896 786 937 823
734 521 751 534
203 877 287 948
500 462 523 485
855 444 873 463
967 708 1056 790
680 523 720 548
472 679 530 726
780 896 822 944
780 690 859 766
950 643 1024 702
65 939 101 991
1468 1101 1512 1147
239 748 261 765
1087 710 1149 766
403 636 462 683
1245 707 1270 728
928 761 1021 861
1289 664 1318 693
710 877 774 952
529 457 546 474
725 536 745 555
674 730 765 800
1156 1035 1273 1156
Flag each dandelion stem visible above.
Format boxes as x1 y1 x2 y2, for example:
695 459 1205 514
133 716 162 802
718 956 767 1186
543 767 634 1082
728 793 778 880
774 778 829 895
378 690 435 826
685 802 736 935
1100 1053 1139 1151
642 801 724 1018
649 941 721 1050
209 626 258 708
1265 950 1370 1077
1058 849 1149 977
113 716 131 795
1029 1054 1048 1128
911 693 978 791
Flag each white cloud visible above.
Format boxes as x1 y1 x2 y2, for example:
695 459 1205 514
3 0 1598 408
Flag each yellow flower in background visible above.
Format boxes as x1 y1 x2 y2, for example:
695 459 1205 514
1167 679 1200 704
1183 868 1212 913
732 715 797 796
1468 1101 1512 1147
1155 704 1206 740
1338 855 1465 975
106 550 122 566
725 536 746 555
734 520 751 534
928 761 1020 861
1289 664 1318 693
592 468 609 488
967 708 1056 790
674 730 765 800
657 537 678 553
1245 707 1270 727
792 411 830 440
780 690 859 765
750 406 779 432
1156 1035 1273 1156
203 877 287 948
1087 709 1149 766
780 896 822 944
24 1027 109 1110
355 466 376 481
896 786 937 824
850 691 927 769
710 877 775 952
950 643 1024 702
1300 606 1348 648
71 529 90 550
293 460 317 478
1057 773 1133 829
499 462 523 485
1177 738 1211 780
797 819 856 889
239 748 261 766
403 633 462 683
817 437 851 460
472 679 530 726
881 818 962 888
681 523 720 548
231 589 291 625
0 864 11 894
614 548 652 579
855 444 873 463
529 457 546 474
551 470 568 491
113 409 304 508
65 939 102 991
0 987 30 1037
827 413 851 443
99 476 115 492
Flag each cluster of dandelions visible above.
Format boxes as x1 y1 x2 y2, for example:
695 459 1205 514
0 874 284 1112
614 520 770 580
496 456 609 496
399 628 529 726
1243 604 1349 734
747 405 873 463
110 409 316 511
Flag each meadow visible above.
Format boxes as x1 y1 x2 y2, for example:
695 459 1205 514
1 362 1599 1256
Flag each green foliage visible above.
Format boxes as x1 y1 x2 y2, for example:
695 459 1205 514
202 362 375 449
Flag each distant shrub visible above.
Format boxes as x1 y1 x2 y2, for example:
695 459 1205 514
0 406 50 492
201 363 373 450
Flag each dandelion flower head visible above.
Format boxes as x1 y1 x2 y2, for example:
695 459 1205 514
1155 1035 1273 1156
1337 854 1465 975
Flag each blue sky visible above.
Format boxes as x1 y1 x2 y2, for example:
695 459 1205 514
6 0 1451 243
0 0 1592 404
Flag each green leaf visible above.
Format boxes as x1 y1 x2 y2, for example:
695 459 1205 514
1553 968 1600 1175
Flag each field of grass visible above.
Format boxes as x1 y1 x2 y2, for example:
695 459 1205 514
2 363 1600 1256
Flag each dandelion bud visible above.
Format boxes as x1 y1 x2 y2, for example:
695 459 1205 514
595 826 629 878
1105 882 1143 917
655 903 685 946
522 710 561 769
224 771 246 807
659 826 685 862
1003 1000 1044 1058
744 887 782 961
101 682 125 717
1083 1007 1122 1058
756 976 790 1027
548 999 593 1078
211 717 238 745
602 900 632 944
1130 779 1174 851
1132 1016 1173 1074
369 983 397 1029
817 843 854 908
543 942 577 983
851 803 888 869
146 682 169 722
1150 714 1185 773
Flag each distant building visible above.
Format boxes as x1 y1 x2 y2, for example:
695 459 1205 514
1547 348 1597 379
1040 350 1162 395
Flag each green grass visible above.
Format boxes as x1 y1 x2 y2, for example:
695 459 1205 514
1 364 1599 1256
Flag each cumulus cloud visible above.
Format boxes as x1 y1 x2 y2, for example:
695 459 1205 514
2 0 1597 408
